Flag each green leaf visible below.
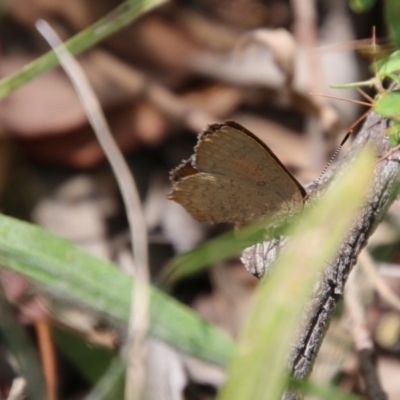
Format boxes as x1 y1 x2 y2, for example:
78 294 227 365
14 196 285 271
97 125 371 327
218 147 375 400
374 91 400 121
381 72 400 87
349 0 376 13
386 123 400 146
0 0 166 101
0 214 234 367
385 0 400 49
377 50 400 76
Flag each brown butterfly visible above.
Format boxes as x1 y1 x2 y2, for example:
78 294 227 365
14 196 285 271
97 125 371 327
168 121 306 226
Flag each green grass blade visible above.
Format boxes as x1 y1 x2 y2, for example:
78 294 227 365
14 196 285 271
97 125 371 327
0 291 46 400
53 329 114 384
162 219 281 284
0 0 166 101
218 147 374 400
0 214 233 367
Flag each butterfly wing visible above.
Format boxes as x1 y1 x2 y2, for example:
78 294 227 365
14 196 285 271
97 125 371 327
168 121 306 225
169 172 303 224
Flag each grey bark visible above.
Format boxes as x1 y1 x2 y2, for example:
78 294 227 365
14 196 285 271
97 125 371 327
242 111 400 399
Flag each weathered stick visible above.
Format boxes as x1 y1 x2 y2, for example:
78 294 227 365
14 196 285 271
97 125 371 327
242 111 399 398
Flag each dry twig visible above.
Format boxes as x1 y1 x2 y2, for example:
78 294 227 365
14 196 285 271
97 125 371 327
36 20 150 400
243 110 400 399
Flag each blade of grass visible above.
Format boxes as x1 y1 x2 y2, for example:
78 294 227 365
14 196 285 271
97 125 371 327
161 217 291 285
84 357 126 400
0 214 233 367
218 147 374 400
162 221 268 284
0 0 166 101
53 329 115 384
0 289 46 400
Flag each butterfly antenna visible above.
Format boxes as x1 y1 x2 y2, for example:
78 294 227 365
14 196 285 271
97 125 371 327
309 107 371 193
309 131 352 192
